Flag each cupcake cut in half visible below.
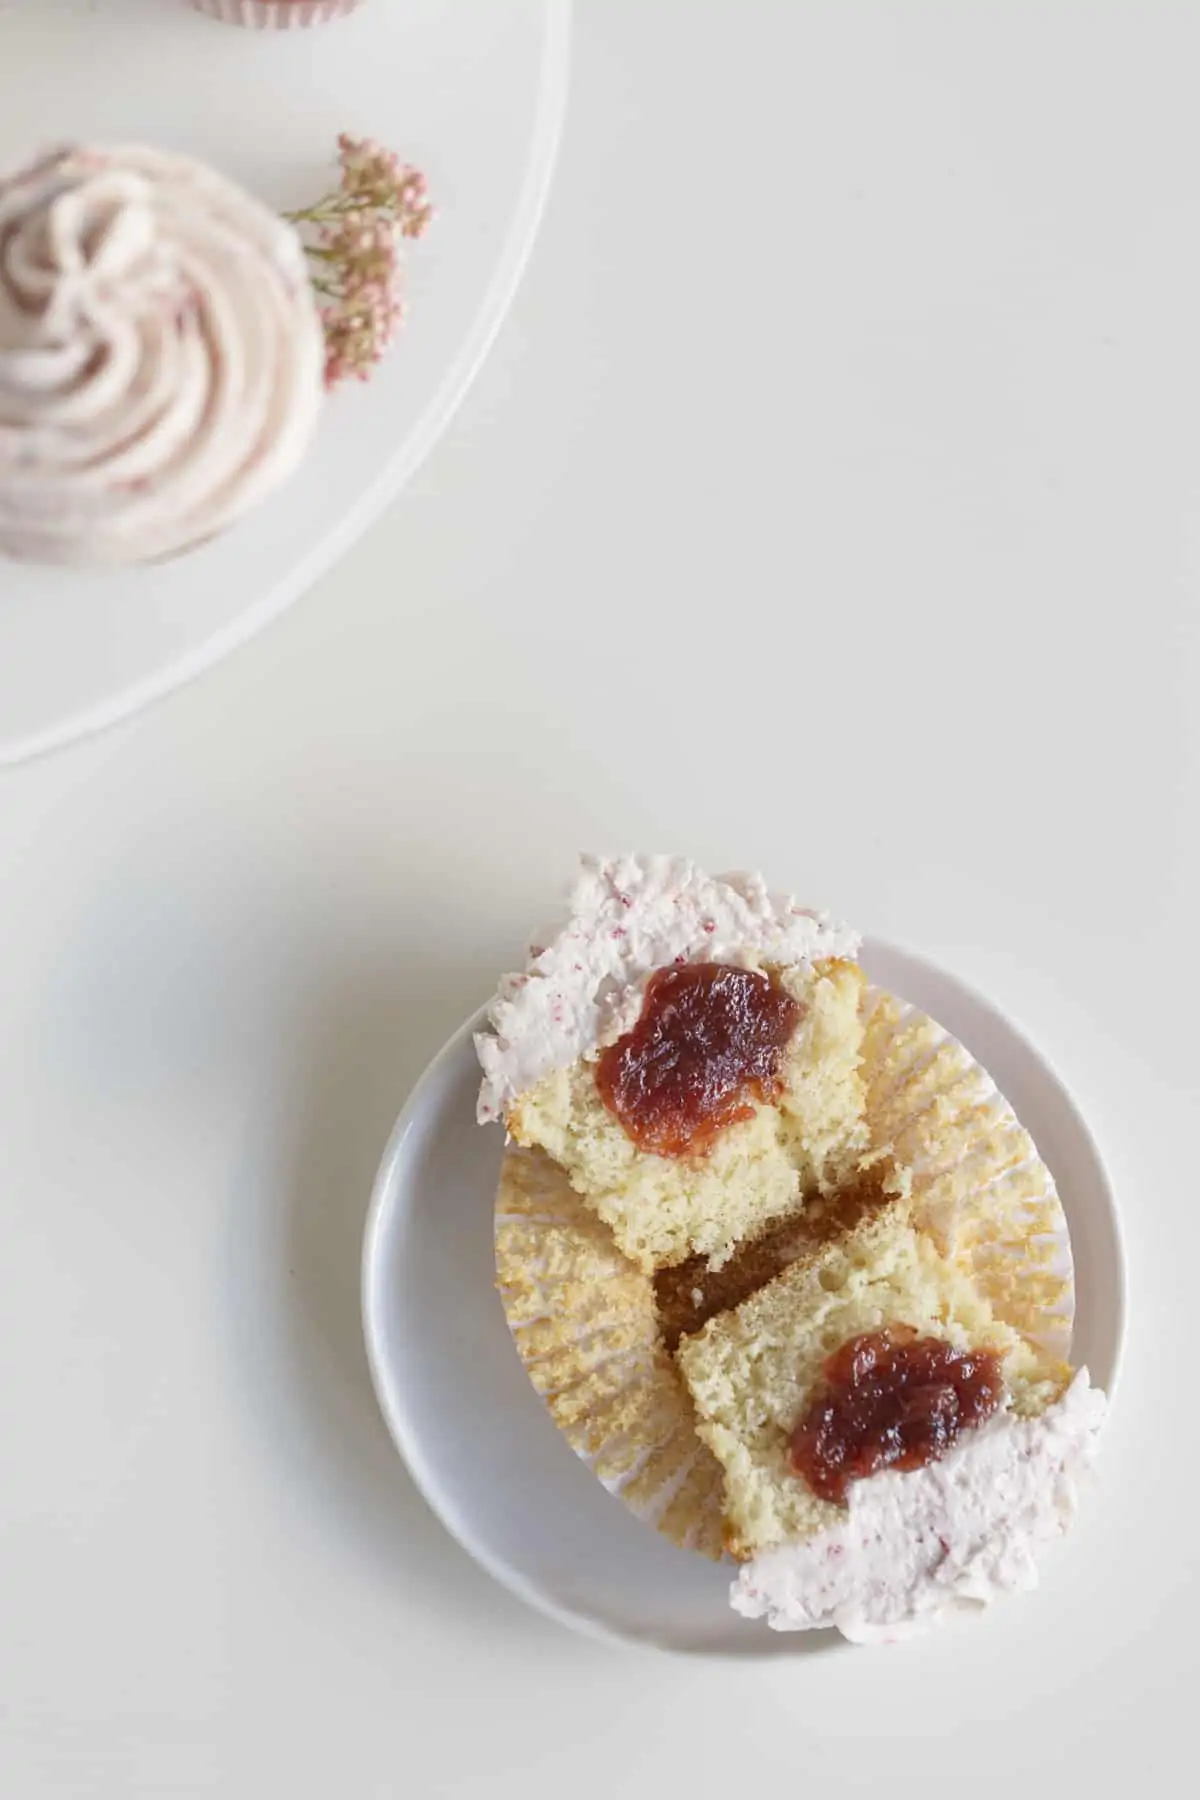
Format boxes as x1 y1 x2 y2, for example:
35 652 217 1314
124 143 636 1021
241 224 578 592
477 856 870 1272
675 1201 1101 1640
675 1199 1067 1560
480 856 1096 1641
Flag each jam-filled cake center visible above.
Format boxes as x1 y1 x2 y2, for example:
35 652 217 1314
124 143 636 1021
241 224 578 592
595 962 803 1158
789 1329 1005 1504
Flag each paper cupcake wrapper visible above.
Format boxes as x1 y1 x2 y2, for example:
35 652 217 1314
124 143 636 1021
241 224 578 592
188 0 364 27
858 989 1074 1361
494 986 1075 1560
493 1143 728 1559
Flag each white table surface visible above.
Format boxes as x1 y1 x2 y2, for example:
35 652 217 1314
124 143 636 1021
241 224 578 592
1 4 1196 1794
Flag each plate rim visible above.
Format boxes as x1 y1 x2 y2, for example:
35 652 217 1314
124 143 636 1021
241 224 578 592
361 936 1127 1652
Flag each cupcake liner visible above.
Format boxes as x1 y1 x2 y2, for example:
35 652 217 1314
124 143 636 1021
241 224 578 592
188 1 364 28
494 1145 728 1560
494 986 1074 1559
858 989 1074 1360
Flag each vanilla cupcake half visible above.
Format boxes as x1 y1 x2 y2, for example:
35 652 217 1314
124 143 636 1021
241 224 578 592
477 856 869 1272
677 1203 1102 1641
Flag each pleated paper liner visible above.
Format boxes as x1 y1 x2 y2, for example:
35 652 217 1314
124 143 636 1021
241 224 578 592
858 988 1073 1361
493 1143 728 1559
493 986 1075 1560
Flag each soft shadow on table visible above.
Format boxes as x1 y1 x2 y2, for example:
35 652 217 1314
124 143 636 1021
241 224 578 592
233 945 562 1646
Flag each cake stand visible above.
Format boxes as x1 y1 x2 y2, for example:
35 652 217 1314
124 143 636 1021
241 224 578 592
0 0 570 765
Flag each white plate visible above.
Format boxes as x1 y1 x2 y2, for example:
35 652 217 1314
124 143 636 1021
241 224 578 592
361 941 1126 1654
0 0 570 766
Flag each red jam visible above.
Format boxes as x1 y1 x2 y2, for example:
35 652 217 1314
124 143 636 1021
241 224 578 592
789 1330 1005 1504
594 962 802 1157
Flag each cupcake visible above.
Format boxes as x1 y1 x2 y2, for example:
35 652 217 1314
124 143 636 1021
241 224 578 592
187 1 365 26
0 145 324 567
483 856 1098 1639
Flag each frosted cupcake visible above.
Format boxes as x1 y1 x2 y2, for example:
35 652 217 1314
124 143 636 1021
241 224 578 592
485 857 1095 1639
187 2 365 26
0 145 324 567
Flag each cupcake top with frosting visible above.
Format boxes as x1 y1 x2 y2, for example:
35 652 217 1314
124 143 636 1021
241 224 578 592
0 144 324 567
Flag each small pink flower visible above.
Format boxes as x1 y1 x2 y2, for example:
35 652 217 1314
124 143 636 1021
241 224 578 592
286 134 434 390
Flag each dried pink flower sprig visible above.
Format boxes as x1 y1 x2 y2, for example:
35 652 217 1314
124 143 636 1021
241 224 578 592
285 134 433 390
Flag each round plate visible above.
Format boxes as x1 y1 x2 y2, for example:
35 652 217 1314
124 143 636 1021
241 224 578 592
361 941 1126 1653
0 0 569 766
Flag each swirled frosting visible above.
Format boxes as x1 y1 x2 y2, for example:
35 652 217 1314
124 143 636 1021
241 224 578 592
0 145 324 566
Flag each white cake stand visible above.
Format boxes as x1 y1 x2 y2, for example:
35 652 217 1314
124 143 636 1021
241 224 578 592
0 0 570 765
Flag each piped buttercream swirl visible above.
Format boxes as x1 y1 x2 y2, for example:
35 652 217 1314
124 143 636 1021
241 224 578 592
0 144 323 566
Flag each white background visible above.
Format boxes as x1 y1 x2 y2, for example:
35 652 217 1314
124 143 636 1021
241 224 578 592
1 3 1196 1794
